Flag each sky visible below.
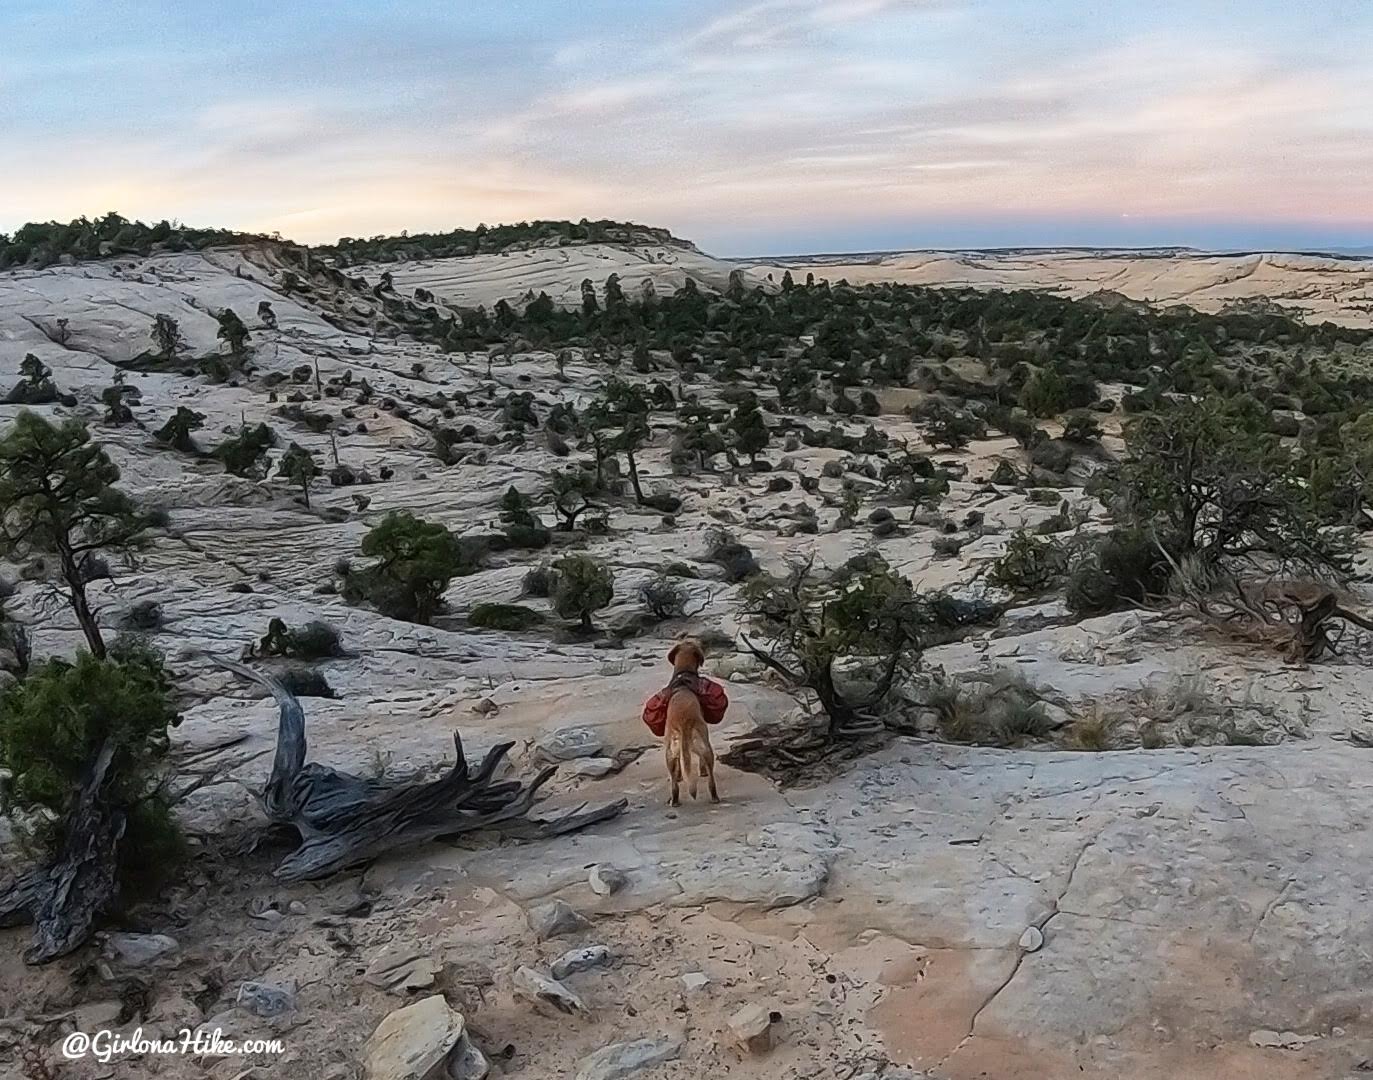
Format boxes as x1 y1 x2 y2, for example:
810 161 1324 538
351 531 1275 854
1 0 1370 255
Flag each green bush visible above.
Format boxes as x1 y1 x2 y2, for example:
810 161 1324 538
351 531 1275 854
0 645 181 884
987 531 1068 593
342 511 476 624
1065 526 1173 615
468 602 546 631
552 554 614 630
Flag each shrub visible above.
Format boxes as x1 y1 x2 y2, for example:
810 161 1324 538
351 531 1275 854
1061 411 1103 444
0 645 181 884
931 535 965 558
214 422 276 478
343 511 476 624
1065 525 1173 615
640 574 688 619
277 665 334 698
551 554 614 630
703 526 761 583
257 617 343 659
499 486 551 549
521 563 558 598
1019 366 1097 418
468 602 545 631
1029 438 1075 474
121 599 164 630
987 531 1068 593
988 460 1019 486
928 671 1053 747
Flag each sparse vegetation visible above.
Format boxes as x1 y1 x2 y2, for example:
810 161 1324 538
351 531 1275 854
927 670 1054 747
551 554 614 631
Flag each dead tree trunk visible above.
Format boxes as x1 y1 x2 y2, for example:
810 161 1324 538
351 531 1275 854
211 656 626 881
0 739 125 964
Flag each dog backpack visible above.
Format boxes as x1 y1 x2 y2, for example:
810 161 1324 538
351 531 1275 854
641 677 729 737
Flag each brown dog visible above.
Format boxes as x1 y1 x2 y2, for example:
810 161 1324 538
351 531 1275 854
663 640 719 806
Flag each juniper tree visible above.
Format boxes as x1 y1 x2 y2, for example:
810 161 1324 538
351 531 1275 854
154 406 205 452
278 442 320 507
0 412 154 658
150 314 183 361
216 308 250 363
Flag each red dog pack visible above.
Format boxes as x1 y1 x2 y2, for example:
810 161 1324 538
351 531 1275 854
641 678 729 737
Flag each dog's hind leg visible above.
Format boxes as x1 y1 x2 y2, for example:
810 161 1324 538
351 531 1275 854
665 739 681 807
699 740 719 803
682 738 698 801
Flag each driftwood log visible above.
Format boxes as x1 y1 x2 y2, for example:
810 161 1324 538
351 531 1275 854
211 656 627 881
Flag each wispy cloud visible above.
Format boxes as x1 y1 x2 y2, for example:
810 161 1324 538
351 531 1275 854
0 0 1369 251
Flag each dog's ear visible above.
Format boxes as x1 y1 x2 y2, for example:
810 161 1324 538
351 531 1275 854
667 642 682 665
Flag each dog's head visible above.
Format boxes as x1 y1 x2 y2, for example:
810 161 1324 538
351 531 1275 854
667 639 705 673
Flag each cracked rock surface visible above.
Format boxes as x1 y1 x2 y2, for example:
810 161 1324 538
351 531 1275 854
2 248 1372 1079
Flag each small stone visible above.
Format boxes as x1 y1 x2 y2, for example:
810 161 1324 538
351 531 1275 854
362 995 464 1080
679 972 710 992
728 1002 775 1054
575 1036 683 1080
565 757 616 779
535 727 604 762
1018 926 1044 952
551 945 613 980
527 900 590 940
1248 1029 1319 1050
250 907 284 924
366 946 441 993
589 865 628 897
103 932 180 967
287 900 308 916
447 1032 490 1079
70 1000 123 1029
512 966 586 1016
473 698 499 716
237 980 296 1018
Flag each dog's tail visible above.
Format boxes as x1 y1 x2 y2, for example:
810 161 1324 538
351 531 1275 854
680 728 697 800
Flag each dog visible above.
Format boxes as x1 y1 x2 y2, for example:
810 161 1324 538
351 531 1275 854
662 639 720 806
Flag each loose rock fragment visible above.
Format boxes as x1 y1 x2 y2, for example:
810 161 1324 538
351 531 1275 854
527 899 590 940
589 864 628 896
362 995 465 1080
728 1002 777 1054
575 1036 683 1080
551 945 613 979
512 966 586 1015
